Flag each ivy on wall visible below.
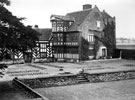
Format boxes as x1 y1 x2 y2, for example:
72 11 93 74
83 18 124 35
94 21 116 58
93 37 100 59
80 37 89 60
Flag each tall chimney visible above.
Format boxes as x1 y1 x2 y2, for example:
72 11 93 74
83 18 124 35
34 25 38 29
83 4 92 10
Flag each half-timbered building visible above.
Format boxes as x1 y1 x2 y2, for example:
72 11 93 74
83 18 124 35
33 28 53 59
13 28 53 62
50 4 116 61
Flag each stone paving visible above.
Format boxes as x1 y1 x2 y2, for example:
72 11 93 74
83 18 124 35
41 59 135 74
0 64 59 81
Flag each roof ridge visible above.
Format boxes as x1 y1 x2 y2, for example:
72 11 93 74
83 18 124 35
101 10 112 18
51 14 74 21
67 9 92 15
36 28 51 30
36 28 52 41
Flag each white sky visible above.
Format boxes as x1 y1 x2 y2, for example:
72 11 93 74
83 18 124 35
7 0 135 38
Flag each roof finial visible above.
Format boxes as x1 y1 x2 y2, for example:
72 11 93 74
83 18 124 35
95 5 97 8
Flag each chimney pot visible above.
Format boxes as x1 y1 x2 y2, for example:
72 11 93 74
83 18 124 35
83 4 92 10
34 25 38 29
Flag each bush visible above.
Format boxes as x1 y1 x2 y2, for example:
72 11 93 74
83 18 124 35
0 64 8 69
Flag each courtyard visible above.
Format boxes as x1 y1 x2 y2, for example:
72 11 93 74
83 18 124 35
36 79 135 100
1 59 135 81
1 59 135 100
36 80 135 100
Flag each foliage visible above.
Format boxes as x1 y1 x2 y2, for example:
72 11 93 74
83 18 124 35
0 0 39 60
80 37 89 60
93 37 100 59
0 0 10 6
0 64 7 69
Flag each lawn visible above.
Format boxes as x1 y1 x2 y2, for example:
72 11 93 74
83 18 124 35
0 82 29 100
36 79 135 100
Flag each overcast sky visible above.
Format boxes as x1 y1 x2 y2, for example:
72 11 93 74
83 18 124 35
7 0 135 38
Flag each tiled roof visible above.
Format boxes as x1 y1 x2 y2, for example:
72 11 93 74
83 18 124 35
101 10 112 18
51 15 74 21
50 6 113 32
36 28 52 41
66 10 92 31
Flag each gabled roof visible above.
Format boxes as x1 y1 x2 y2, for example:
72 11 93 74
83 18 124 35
50 5 113 32
66 10 92 31
50 15 74 21
35 28 52 41
101 10 112 18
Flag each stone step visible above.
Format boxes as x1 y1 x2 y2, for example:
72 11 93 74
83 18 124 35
77 77 85 79
78 79 89 83
77 74 89 83
77 75 84 77
77 77 86 80
78 79 89 82
77 78 88 81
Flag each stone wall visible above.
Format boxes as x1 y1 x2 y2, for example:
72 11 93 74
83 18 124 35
20 75 78 89
19 70 135 89
84 70 135 82
13 78 44 100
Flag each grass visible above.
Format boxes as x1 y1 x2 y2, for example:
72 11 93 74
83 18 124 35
35 79 135 100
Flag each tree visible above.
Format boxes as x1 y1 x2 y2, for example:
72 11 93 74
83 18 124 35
0 0 39 60
0 0 10 6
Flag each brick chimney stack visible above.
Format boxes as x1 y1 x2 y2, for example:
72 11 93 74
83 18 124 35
34 25 39 30
83 4 92 10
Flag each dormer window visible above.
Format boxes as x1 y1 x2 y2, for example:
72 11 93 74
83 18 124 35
96 21 100 28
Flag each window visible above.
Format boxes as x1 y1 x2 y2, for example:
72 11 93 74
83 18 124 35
52 21 56 32
96 21 100 28
57 21 63 32
57 33 63 41
40 44 46 52
52 27 56 32
88 34 94 42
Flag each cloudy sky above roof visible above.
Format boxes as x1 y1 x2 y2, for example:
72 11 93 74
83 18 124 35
7 0 135 38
